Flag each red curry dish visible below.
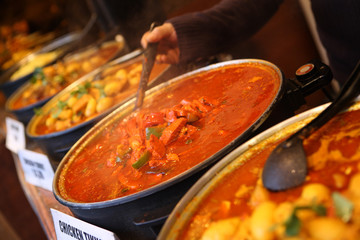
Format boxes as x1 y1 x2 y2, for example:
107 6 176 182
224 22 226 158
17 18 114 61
56 61 281 203
175 106 360 240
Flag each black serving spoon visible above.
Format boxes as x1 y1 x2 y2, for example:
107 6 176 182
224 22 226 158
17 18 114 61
262 60 360 191
134 22 159 110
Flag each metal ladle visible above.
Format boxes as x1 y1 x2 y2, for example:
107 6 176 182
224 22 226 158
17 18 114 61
262 60 360 191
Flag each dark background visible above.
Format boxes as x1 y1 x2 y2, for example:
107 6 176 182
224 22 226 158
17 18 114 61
0 0 325 239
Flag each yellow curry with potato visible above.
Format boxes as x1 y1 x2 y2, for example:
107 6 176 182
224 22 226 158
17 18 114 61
9 41 124 110
33 60 167 134
179 107 360 240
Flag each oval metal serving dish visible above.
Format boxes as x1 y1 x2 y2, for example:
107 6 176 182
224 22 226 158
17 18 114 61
5 37 126 124
0 30 57 72
52 59 285 239
0 32 82 97
26 50 170 164
158 100 360 240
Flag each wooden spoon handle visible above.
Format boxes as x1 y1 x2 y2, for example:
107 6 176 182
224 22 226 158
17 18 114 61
134 23 160 110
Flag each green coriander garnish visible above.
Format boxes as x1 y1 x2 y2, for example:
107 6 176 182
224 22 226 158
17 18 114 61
33 107 43 116
284 203 326 236
332 192 354 222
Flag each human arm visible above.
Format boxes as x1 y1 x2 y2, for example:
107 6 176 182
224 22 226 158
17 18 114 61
141 0 283 64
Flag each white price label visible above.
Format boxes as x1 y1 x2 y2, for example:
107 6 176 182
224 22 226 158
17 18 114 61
5 117 26 153
18 149 54 191
51 209 119 240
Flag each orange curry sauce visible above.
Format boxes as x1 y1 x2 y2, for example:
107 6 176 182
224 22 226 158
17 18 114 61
58 62 281 203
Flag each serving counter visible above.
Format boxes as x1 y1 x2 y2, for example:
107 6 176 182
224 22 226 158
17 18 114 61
0 103 69 239
12 151 72 240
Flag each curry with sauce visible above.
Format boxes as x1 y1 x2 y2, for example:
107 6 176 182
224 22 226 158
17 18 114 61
32 59 168 134
56 62 281 203
179 107 360 240
10 50 61 81
9 41 124 110
0 20 56 70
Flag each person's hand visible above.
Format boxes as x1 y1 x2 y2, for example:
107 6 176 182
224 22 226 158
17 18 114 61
141 23 180 64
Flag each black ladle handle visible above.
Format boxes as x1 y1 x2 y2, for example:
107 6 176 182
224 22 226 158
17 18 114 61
295 60 360 140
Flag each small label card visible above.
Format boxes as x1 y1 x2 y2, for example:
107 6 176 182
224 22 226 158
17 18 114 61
51 209 119 240
5 117 26 153
18 149 54 191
